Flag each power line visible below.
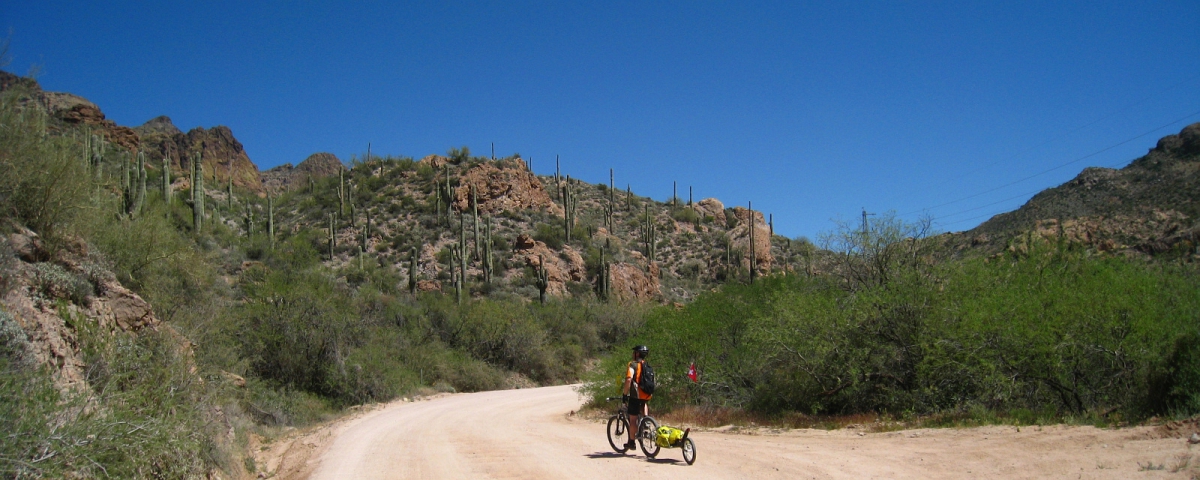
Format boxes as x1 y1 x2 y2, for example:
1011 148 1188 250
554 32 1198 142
899 108 1200 217
919 186 1048 221
910 75 1200 194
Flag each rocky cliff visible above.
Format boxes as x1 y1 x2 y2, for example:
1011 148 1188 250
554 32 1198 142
959 122 1200 256
261 152 346 194
0 70 140 151
136 116 264 193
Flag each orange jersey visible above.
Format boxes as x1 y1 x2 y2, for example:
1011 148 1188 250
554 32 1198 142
626 361 652 400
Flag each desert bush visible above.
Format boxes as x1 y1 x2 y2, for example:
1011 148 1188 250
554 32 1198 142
0 309 33 369
585 241 1200 421
671 207 700 224
31 262 92 305
0 321 215 478
534 223 564 250
0 88 94 250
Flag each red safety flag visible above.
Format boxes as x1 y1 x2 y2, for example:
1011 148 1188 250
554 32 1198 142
687 362 698 383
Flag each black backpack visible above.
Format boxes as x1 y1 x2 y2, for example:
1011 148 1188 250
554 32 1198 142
636 361 656 395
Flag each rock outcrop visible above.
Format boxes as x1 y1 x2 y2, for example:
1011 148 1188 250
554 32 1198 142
2 231 181 389
608 262 661 301
261 152 345 193
692 198 727 225
961 122 1200 257
510 234 586 297
0 71 140 150
137 117 264 193
452 158 557 214
729 206 774 273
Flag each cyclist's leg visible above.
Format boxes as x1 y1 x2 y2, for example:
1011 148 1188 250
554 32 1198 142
626 397 644 443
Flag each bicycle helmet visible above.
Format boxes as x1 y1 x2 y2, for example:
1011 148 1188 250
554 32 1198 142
632 345 649 359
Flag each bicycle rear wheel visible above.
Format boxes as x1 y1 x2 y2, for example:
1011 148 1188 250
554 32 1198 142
638 416 660 458
606 415 629 453
681 437 696 465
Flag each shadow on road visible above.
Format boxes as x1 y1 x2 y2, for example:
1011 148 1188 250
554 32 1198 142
583 451 687 466
584 452 629 459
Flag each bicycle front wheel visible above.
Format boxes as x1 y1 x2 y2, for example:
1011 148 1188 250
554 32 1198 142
681 437 696 465
638 416 660 458
607 415 629 453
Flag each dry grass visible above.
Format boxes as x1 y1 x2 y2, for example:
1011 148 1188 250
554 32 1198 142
654 405 890 431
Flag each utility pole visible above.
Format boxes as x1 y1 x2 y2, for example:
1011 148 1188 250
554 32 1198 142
748 200 756 284
861 208 875 236
491 142 495 160
861 207 876 254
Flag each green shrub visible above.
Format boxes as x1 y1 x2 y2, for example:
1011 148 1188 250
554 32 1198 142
1154 330 1200 415
671 207 700 224
534 223 563 250
0 88 94 250
586 249 1200 421
31 262 92 305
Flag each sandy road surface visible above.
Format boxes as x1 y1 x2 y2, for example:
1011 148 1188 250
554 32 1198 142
293 385 1196 479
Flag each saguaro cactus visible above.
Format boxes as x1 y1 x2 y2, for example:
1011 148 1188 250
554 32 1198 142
162 156 171 204
482 216 494 285
191 152 205 232
362 205 371 252
598 247 611 301
435 182 443 224
409 246 419 295
561 176 578 243
136 151 147 215
641 205 658 264
472 185 480 261
748 201 756 284
442 165 455 227
227 161 234 211
452 243 463 304
458 213 466 291
244 203 255 237
268 195 275 248
328 213 336 260
122 152 131 213
338 168 345 215
535 255 549 304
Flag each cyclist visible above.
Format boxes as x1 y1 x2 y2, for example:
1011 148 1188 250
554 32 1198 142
622 345 652 451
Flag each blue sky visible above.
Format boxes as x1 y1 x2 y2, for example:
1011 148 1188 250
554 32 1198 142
4 1 1199 239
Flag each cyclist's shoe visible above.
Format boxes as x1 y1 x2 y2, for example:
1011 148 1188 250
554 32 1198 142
625 440 637 451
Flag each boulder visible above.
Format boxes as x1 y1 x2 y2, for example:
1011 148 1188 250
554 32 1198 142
513 238 586 297
261 152 345 193
693 198 726 225
608 262 660 301
452 158 556 215
729 207 774 273
137 116 263 193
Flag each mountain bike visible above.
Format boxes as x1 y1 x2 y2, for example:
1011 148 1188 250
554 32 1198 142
604 397 660 456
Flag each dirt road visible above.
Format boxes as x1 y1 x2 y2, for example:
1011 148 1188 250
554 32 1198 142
283 385 1196 479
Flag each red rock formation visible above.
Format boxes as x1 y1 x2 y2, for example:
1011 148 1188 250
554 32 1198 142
136 116 263 193
730 206 774 273
693 198 727 225
452 158 556 214
511 234 586 297
261 152 345 193
608 262 661 301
